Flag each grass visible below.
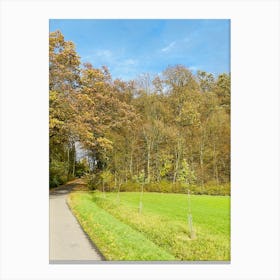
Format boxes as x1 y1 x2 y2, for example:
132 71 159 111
68 190 230 261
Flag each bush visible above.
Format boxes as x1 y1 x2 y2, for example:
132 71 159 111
49 160 68 188
119 180 230 196
85 173 101 190
75 160 90 178
121 181 141 192
187 184 230 196
49 176 60 189
100 170 114 190
206 184 230 196
121 181 184 194
86 170 116 191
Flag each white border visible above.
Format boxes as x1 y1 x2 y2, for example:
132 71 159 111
0 0 279 279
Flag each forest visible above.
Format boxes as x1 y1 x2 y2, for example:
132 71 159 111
49 30 230 195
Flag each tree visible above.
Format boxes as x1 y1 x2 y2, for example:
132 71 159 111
49 30 81 186
197 70 215 93
177 159 196 186
49 31 230 191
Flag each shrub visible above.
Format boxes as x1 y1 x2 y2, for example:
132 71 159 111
100 170 114 191
49 160 68 188
118 180 230 196
121 181 141 192
75 159 90 178
85 173 101 190
86 170 116 191
188 184 230 196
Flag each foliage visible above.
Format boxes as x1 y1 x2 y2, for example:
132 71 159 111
85 170 115 191
177 159 197 186
75 159 90 177
100 170 114 188
118 181 230 196
49 30 230 190
132 169 145 184
159 154 173 179
85 173 101 190
49 159 72 188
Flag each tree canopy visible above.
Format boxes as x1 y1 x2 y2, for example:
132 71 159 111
49 30 230 192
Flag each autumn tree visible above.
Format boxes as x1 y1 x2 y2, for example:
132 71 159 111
49 30 81 186
49 31 230 192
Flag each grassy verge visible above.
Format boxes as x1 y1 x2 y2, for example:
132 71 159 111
68 191 230 261
68 192 176 260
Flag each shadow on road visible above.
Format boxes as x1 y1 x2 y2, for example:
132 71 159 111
49 179 85 197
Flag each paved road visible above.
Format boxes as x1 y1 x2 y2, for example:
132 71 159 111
49 180 103 262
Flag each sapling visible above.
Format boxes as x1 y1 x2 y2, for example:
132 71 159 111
116 179 122 205
100 170 113 198
102 181 105 198
138 170 145 214
139 183 144 214
177 159 196 239
187 188 195 239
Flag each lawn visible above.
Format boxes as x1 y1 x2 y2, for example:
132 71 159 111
68 191 230 261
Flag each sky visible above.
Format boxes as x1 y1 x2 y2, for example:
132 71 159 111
50 19 230 81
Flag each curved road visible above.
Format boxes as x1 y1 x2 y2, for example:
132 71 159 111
49 180 103 263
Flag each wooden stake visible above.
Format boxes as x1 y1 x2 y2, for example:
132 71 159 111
187 189 195 239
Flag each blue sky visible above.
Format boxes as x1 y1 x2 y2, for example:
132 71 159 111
50 19 230 81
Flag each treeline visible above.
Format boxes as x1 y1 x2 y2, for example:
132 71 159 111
49 30 230 194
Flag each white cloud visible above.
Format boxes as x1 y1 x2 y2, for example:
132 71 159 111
82 55 91 60
161 41 176 52
189 65 202 72
81 50 139 80
95 50 112 58
122 59 138 66
81 49 113 62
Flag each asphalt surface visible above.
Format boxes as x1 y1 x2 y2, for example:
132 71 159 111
49 180 103 262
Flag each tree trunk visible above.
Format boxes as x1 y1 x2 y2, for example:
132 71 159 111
67 146 70 179
173 139 181 184
200 119 208 185
213 142 219 184
147 143 151 183
129 152 133 179
102 181 105 197
200 137 205 185
173 151 179 184
72 148 75 177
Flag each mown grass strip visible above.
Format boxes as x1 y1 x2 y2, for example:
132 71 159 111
91 191 230 261
68 192 176 261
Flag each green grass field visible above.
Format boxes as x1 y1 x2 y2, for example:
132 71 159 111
68 191 230 261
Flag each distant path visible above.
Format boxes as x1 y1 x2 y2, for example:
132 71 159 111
49 179 103 262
